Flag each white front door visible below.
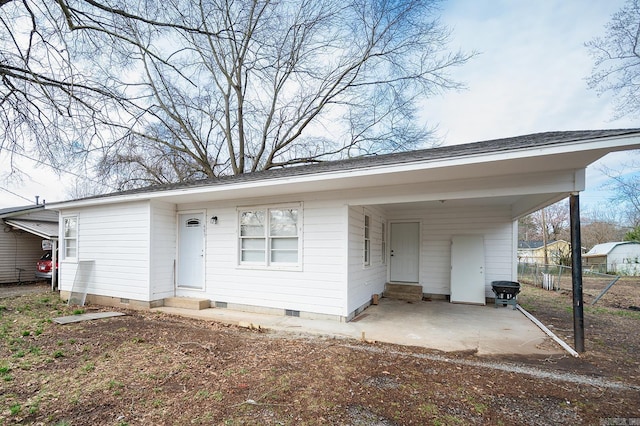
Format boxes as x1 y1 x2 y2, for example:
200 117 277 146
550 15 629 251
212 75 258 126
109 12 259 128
177 212 205 289
450 235 485 305
389 222 420 282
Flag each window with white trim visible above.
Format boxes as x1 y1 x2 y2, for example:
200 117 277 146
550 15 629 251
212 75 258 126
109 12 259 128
63 216 78 260
239 206 300 267
364 214 371 266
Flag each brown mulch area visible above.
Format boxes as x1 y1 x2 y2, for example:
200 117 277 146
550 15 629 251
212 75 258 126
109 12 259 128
0 281 639 425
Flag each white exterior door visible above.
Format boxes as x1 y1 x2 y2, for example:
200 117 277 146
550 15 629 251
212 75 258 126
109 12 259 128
450 235 485 305
177 212 205 289
389 222 420 283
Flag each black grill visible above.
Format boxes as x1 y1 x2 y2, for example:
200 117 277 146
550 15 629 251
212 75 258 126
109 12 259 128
491 281 520 309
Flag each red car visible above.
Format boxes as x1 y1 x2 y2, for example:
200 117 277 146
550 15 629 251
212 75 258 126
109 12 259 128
35 251 57 280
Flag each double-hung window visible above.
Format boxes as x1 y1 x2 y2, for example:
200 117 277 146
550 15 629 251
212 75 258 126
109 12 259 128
63 216 78 260
364 214 371 266
381 222 386 264
239 206 300 268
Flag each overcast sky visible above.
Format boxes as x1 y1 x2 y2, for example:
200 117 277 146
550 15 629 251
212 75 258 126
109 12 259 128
0 0 637 209
420 0 638 210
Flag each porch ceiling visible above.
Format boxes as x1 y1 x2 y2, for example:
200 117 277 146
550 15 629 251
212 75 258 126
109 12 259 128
364 192 565 220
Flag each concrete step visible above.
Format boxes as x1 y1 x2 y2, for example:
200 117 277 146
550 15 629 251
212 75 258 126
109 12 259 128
163 297 210 310
384 283 423 302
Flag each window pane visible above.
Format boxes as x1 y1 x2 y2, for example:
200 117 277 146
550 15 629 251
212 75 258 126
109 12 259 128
242 238 265 250
364 215 370 238
66 239 77 258
364 240 370 265
241 238 265 262
242 250 265 262
271 237 298 263
270 209 297 236
271 238 298 250
271 250 298 263
64 217 77 238
240 211 265 236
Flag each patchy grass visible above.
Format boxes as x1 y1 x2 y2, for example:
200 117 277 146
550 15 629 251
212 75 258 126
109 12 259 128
1 287 639 424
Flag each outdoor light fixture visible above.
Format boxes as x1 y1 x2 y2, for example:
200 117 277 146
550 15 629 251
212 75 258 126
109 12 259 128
210 216 218 224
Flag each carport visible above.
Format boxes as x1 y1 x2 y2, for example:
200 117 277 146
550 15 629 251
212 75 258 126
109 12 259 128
0 205 58 287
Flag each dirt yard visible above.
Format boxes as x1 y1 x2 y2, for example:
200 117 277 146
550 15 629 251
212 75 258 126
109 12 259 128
1 280 639 425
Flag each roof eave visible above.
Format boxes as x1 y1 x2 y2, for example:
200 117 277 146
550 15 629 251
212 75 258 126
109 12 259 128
46 131 640 210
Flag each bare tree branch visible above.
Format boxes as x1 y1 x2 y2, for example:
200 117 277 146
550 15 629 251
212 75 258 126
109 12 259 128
586 0 640 118
0 0 474 194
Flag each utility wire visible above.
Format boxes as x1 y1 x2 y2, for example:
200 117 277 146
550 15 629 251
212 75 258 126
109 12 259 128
0 186 34 203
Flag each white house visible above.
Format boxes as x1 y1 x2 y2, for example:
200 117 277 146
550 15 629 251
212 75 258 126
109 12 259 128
583 241 640 275
0 205 59 284
47 130 640 321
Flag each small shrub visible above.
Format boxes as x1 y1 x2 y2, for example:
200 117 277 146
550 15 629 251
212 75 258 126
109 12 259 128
53 350 64 359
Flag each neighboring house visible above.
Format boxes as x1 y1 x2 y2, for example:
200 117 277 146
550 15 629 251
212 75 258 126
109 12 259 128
518 240 571 265
0 205 59 284
583 241 640 275
47 129 640 321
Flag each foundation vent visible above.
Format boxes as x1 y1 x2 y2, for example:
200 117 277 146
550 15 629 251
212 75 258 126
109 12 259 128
285 309 300 317
215 301 228 308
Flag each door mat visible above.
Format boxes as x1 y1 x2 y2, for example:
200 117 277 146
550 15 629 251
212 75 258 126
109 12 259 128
53 312 125 325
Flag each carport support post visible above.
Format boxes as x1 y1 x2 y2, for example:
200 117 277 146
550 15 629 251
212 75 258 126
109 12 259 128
570 193 585 353
51 240 58 291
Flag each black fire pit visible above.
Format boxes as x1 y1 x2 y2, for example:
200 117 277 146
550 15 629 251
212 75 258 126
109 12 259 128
491 281 520 310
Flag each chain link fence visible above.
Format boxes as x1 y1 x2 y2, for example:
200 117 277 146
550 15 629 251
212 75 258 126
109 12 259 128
517 262 620 304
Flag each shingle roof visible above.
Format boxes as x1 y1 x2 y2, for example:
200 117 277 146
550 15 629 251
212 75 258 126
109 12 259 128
54 128 640 204
518 241 546 249
0 204 42 217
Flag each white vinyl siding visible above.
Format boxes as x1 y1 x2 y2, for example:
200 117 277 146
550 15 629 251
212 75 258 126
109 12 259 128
347 206 387 314
150 201 177 299
58 201 151 301
197 199 346 317
389 205 514 298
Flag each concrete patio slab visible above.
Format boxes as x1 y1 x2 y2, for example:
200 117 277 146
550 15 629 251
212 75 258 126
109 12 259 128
153 298 565 356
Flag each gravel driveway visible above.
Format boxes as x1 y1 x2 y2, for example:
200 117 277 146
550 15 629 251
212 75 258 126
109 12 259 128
0 282 52 299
